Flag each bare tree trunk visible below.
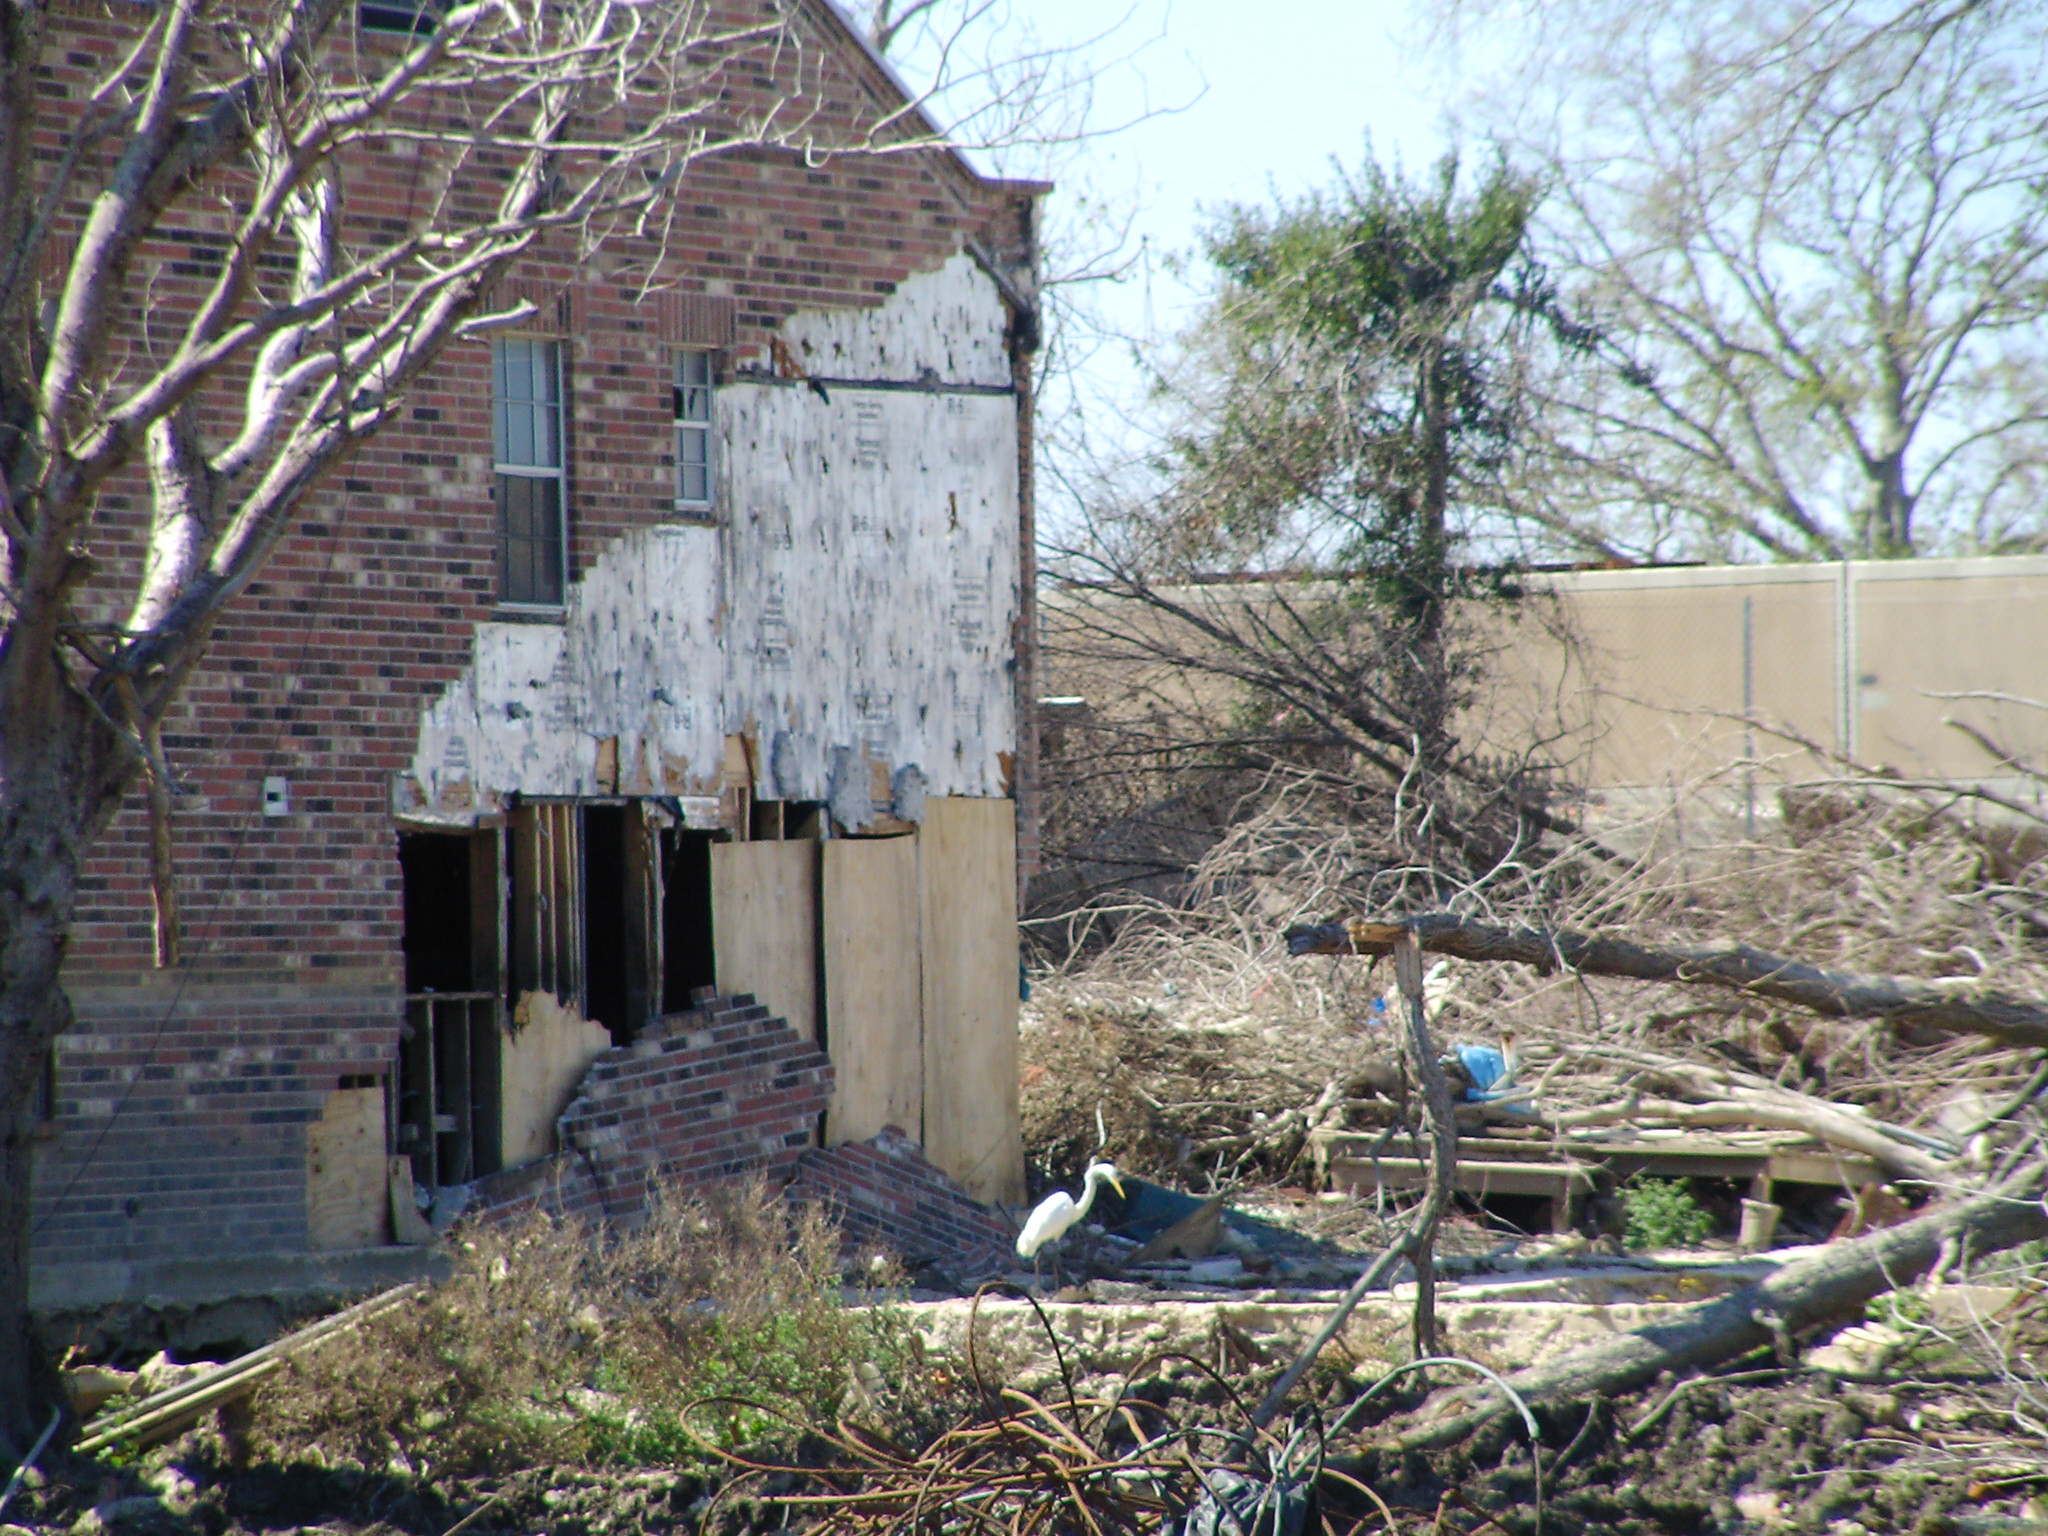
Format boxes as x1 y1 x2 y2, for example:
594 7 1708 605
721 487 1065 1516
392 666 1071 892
1285 912 2048 1049
1368 1161 2048 1453
0 653 125 1447
1395 931 1457 1357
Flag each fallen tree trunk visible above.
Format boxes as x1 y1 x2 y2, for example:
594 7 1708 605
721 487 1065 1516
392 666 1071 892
1366 1161 2048 1453
1284 915 2048 1050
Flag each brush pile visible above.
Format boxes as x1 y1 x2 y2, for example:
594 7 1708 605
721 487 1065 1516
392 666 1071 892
1021 773 2048 1208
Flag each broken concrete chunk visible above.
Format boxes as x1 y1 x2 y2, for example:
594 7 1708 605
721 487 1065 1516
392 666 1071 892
62 1364 138 1416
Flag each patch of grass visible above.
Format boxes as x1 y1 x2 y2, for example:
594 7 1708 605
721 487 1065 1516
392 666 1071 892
1620 1177 1716 1251
250 1180 948 1477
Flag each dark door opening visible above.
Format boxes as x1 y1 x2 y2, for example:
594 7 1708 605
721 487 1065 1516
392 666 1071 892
661 829 717 1014
583 804 631 1042
398 833 473 992
397 831 502 1188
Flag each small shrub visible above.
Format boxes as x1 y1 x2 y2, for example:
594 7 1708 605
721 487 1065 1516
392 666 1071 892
1620 1177 1716 1251
251 1180 944 1476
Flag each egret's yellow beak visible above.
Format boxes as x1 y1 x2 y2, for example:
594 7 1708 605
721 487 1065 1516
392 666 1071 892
1108 1175 1125 1199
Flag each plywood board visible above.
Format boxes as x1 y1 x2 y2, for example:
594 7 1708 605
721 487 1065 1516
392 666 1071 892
712 839 820 1042
308 1087 389 1251
500 990 613 1168
822 835 922 1145
917 798 1022 1203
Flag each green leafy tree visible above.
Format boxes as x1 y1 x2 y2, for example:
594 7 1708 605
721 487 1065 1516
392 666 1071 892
1048 150 1602 885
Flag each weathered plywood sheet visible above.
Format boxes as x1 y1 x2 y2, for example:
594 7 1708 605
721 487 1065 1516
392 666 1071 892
712 839 820 1042
400 256 1021 825
308 1087 389 1251
823 836 922 1146
722 381 1019 816
500 991 612 1168
403 523 727 814
918 799 1022 1204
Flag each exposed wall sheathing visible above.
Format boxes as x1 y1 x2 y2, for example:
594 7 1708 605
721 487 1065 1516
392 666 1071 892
822 836 924 1146
917 799 1023 1205
399 254 1020 824
710 840 821 1042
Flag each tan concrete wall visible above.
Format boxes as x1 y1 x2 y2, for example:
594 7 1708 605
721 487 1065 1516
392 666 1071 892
1528 555 2048 794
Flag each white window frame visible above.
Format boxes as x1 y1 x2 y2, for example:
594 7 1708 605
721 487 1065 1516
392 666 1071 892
493 337 569 610
674 349 716 515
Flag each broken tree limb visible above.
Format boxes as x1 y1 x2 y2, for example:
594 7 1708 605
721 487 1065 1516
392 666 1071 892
1284 914 2048 1050
1395 931 1458 1358
1362 1161 2048 1454
1246 933 1458 1432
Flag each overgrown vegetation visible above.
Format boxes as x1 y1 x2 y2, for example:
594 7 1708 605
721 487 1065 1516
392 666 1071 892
248 1183 943 1478
1619 1178 1715 1252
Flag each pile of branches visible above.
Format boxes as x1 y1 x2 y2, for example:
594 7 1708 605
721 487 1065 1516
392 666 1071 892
1022 763 2048 1197
683 1288 1385 1536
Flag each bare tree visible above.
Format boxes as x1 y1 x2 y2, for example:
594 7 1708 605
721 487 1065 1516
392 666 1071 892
1457 0 2048 560
0 0 1010 1447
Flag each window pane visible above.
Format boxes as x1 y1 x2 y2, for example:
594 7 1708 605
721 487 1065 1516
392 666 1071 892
498 474 563 606
494 339 563 469
678 425 710 505
533 401 559 469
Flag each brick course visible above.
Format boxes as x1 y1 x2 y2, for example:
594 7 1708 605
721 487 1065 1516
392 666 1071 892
466 994 831 1227
785 1125 1013 1280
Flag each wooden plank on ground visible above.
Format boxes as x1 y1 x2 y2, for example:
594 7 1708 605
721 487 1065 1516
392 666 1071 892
712 839 821 1042
822 835 922 1145
917 797 1023 1204
307 1086 389 1250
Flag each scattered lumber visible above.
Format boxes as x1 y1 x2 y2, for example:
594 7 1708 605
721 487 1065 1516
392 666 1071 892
73 1283 421 1456
1285 913 2048 1050
1363 1160 2048 1454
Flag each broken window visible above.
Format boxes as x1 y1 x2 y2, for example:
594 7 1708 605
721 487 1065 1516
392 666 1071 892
674 350 715 513
494 338 568 607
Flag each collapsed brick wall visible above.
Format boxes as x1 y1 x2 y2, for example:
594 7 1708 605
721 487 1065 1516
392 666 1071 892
468 994 831 1226
785 1125 1013 1280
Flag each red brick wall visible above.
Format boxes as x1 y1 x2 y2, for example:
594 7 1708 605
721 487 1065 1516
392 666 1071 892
34 2 1036 1269
467 993 832 1227
785 1125 1014 1281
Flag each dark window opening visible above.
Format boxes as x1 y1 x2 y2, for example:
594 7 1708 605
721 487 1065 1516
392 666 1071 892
360 0 442 35
583 805 631 1041
399 833 473 992
661 829 718 1014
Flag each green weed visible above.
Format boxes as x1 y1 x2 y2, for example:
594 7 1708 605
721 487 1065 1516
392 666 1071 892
1620 1177 1716 1251
249 1179 947 1477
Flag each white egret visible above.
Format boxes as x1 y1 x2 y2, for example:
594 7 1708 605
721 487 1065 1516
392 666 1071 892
1016 1161 1124 1289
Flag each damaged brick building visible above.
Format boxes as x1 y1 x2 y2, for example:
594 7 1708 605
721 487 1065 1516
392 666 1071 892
36 0 1042 1310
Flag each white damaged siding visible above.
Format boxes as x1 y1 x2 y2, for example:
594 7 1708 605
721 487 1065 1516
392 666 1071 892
397 252 1019 826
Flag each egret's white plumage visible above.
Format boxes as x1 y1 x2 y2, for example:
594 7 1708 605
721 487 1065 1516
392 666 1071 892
1016 1161 1124 1259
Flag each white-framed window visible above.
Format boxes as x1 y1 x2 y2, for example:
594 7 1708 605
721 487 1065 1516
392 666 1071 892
674 350 715 513
494 338 568 608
